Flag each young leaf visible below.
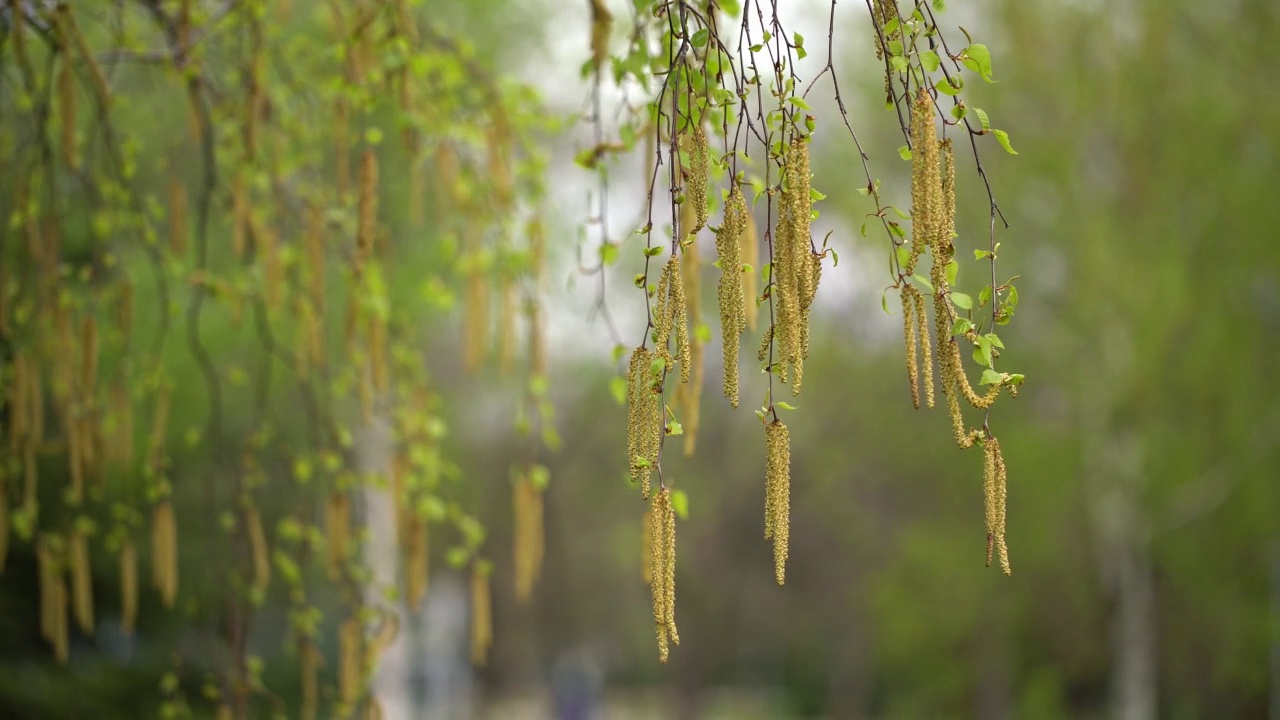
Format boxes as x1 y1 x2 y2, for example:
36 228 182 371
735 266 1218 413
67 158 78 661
993 129 1018 154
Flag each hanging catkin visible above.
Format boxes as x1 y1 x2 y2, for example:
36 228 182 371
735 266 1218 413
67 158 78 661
38 535 69 663
327 491 351 580
120 539 137 635
648 488 678 663
339 616 362 706
678 235 703 455
914 289 935 408
717 186 748 407
470 563 493 666
300 639 320 720
357 149 379 272
626 347 660 499
983 437 1012 575
405 515 429 608
247 504 270 595
169 179 188 257
69 528 93 633
513 475 544 604
764 420 791 586
151 500 178 608
901 285 920 409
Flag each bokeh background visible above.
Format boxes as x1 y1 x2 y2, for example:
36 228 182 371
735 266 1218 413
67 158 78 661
2 0 1278 718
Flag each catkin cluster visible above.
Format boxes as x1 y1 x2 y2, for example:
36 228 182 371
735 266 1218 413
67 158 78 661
626 347 661 498
983 437 1011 575
764 420 791 586
648 488 678 663
908 90 942 276
512 475 545 604
471 564 493 666
773 138 820 395
900 285 935 409
151 500 178 608
717 186 748 407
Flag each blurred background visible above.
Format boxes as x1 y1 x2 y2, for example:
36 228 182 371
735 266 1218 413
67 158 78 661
2 0 1279 718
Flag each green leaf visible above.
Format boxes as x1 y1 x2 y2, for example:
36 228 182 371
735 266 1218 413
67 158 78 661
890 55 909 73
610 376 627 405
950 103 967 121
881 290 891 314
666 419 684 436
1006 373 1025 386
945 260 959 286
974 249 991 260
775 401 798 411
670 489 689 520
600 243 619 265
644 246 664 257
691 28 709 47
919 50 941 72
951 292 973 310
788 96 812 111
897 145 912 161
961 43 994 81
979 285 993 307
936 78 962 96
951 317 973 336
1006 285 1019 309
980 369 1003 386
912 274 934 293
984 332 1004 349
993 129 1018 155
973 107 990 131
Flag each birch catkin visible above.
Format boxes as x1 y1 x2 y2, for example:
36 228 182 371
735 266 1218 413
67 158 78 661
470 564 493 666
120 539 137 635
717 186 748 407
151 500 178 608
69 528 93 633
626 347 660 499
765 420 791 586
648 488 678 663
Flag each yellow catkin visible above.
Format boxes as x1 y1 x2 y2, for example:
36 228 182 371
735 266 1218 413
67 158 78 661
58 54 75 168
470 564 493 667
262 228 282 310
69 528 93 633
908 89 941 276
232 172 248 260
686 125 710 234
462 226 489 374
678 237 703 455
169 180 188 257
669 254 691 384
120 539 137 635
982 437 1011 575
147 385 171 476
118 277 135 343
369 315 387 395
497 279 516 376
339 616 361 705
764 420 791 586
717 186 747 407
641 508 653 586
300 640 320 720
151 500 178 608
247 504 270 594
743 203 760 332
939 139 956 258
653 257 675 350
626 348 660 499
406 515 429 608
589 0 613 72
914 289 935 408
336 98 350 199
649 488 678 663
513 477 544 604
357 149 379 271
901 286 920 409
38 535 69 663
327 492 350 580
